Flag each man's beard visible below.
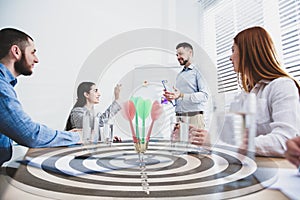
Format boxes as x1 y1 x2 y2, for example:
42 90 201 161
14 55 32 76
179 58 189 66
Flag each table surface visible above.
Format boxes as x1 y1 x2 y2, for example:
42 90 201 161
0 142 296 200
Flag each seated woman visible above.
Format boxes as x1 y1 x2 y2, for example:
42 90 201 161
65 82 122 141
189 26 300 157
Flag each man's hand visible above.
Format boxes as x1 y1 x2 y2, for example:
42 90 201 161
68 128 82 144
163 86 181 101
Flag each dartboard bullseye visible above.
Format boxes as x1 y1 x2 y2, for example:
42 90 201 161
4 141 278 199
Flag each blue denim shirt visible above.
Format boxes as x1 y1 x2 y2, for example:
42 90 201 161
0 63 80 166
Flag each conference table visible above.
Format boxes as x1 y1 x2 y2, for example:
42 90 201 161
0 140 297 200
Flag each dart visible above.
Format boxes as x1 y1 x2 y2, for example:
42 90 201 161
146 100 163 142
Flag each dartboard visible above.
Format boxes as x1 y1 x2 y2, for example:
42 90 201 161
4 141 278 199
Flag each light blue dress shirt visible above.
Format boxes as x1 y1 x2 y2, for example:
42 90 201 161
175 63 209 113
0 63 80 166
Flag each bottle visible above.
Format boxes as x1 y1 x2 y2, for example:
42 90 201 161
99 116 113 145
92 115 100 144
245 93 256 153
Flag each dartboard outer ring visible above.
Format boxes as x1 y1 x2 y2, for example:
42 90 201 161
4 141 278 200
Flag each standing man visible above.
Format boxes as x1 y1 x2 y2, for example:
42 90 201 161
164 42 209 129
0 28 80 166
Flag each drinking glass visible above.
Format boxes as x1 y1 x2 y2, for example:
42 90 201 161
170 115 189 155
100 117 114 146
82 111 100 145
218 92 256 159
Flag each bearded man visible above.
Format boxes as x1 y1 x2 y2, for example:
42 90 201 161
0 28 80 166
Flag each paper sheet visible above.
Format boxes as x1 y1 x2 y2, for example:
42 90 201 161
269 168 300 200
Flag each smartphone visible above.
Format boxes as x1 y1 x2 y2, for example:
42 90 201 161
161 80 176 106
162 80 168 91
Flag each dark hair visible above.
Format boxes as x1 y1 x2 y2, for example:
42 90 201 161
73 82 95 108
176 42 193 50
0 28 33 59
65 82 95 130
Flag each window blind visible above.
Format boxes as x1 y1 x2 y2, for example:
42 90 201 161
199 0 264 93
278 0 300 80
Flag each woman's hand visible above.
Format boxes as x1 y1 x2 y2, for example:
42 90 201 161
68 128 82 133
113 136 122 143
189 126 209 146
285 136 300 167
170 122 180 142
114 84 122 100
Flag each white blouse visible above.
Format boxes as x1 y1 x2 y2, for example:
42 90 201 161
252 77 300 157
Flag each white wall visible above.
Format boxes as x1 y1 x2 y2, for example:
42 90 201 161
0 0 213 133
